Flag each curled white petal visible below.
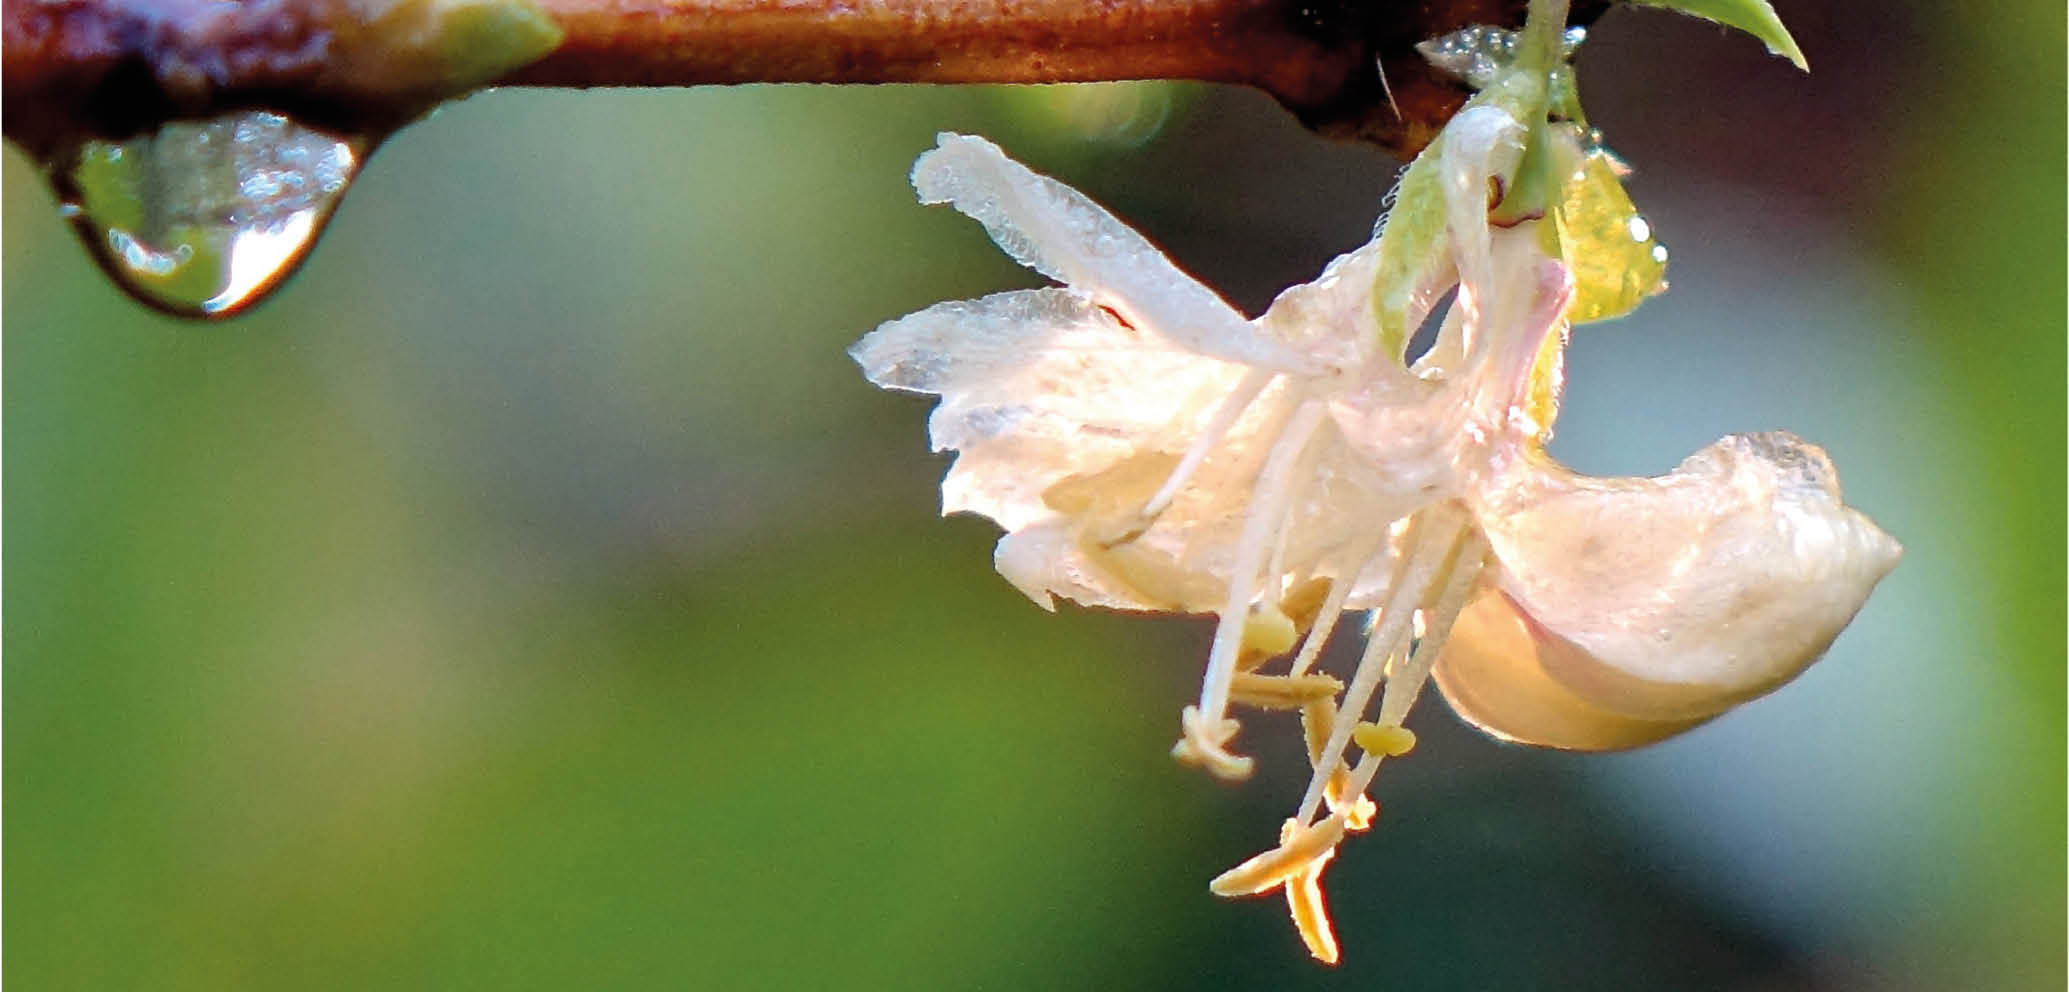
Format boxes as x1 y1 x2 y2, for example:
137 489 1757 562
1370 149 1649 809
912 133 1323 374
1433 586 1719 749
1437 432 1904 748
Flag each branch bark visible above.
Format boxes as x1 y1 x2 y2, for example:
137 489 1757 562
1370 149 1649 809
4 0 1601 161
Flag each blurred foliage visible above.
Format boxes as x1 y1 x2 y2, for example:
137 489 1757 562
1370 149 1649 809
1879 0 2066 982
5 0 2062 988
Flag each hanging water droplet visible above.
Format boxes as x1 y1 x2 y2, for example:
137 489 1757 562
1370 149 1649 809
47 110 365 319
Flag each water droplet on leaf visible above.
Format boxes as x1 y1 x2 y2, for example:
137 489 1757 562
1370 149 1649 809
47 110 366 319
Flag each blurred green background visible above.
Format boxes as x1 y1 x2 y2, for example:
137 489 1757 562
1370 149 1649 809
6 1 2062 988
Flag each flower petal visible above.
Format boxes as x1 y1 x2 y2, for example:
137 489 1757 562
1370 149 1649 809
1439 105 1529 341
1444 432 1903 742
913 133 1323 373
852 287 1244 532
1433 583 1717 750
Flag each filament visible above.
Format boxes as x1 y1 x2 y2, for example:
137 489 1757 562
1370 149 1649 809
1294 508 1467 825
1188 399 1329 774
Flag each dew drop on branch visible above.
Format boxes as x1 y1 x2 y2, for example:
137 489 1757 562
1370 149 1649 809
45 110 367 319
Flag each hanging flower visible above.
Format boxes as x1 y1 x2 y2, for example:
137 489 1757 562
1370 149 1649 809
850 8 1898 964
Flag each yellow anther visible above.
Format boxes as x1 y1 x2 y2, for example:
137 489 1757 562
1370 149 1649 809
1230 672 1344 710
1209 815 1347 897
1236 579 1333 670
1171 706 1253 781
1284 841 1340 965
1335 790 1377 832
1299 699 1336 763
1212 818 1348 963
1353 722 1418 757
1279 576 1334 631
1241 601 1299 658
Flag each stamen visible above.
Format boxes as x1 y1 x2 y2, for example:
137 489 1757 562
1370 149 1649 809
1377 531 1486 728
1170 706 1245 775
1239 602 1299 663
1286 526 1392 678
1237 577 1330 672
1293 628 1406 826
1230 671 1344 709
1278 575 1337 630
1338 531 1488 803
1292 509 1463 825
1301 699 1377 830
1181 400 1329 780
1209 814 1348 896
1353 722 1418 757
1283 833 1341 965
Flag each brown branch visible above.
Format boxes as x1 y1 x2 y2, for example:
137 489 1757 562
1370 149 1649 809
3 0 1603 161
517 0 1348 91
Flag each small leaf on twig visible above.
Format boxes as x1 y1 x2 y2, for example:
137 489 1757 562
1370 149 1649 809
1627 0 1808 70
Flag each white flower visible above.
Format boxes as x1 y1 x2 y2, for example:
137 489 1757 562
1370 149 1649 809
851 108 1898 963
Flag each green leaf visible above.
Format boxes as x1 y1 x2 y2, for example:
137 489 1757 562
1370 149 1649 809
1628 0 1809 71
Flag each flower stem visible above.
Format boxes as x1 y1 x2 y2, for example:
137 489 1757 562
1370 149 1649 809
1517 0 1574 74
